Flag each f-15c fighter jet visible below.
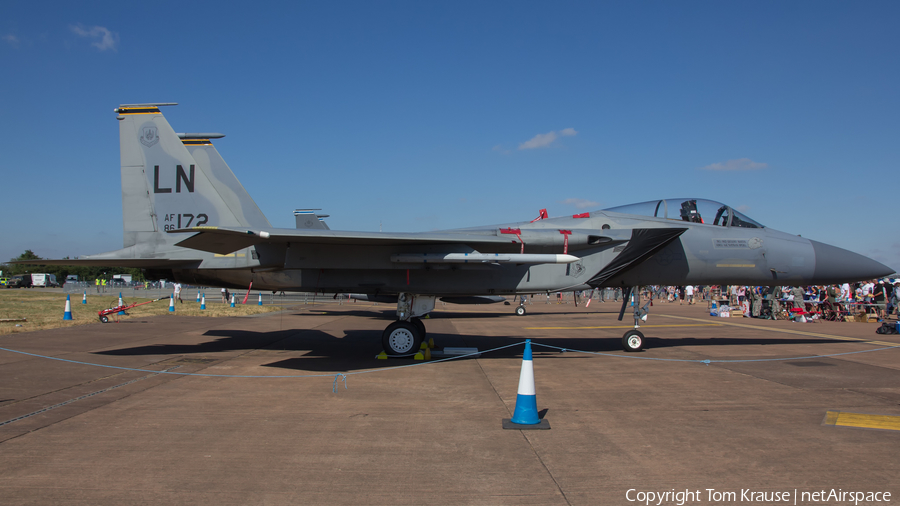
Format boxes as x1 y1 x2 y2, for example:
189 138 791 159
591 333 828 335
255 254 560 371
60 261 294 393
31 103 893 355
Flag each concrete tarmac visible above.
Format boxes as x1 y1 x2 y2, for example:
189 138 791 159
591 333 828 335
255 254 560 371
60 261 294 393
1 300 898 505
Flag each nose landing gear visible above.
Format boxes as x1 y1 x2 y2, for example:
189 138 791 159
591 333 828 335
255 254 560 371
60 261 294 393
617 286 649 352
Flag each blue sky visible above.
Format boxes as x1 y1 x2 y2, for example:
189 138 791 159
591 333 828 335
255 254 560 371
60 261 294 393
1 1 898 273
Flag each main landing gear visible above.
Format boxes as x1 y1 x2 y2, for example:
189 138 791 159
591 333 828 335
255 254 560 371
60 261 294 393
381 293 435 356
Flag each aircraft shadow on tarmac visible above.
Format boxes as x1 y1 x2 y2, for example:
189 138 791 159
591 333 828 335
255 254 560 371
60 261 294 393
300 308 628 320
94 327 848 373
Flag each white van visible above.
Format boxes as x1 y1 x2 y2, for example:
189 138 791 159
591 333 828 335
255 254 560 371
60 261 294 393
31 273 59 287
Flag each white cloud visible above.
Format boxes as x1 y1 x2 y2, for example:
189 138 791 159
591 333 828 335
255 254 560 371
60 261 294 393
518 128 577 150
492 144 511 155
700 158 768 171
70 24 119 51
560 198 600 209
3 34 19 47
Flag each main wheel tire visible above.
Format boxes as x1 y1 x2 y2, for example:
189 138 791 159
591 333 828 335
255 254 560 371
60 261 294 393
515 305 526 316
410 317 427 339
100 315 109 323
622 329 644 352
382 321 422 356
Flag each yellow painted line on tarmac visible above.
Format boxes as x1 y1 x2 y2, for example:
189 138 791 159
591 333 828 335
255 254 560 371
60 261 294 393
432 308 503 314
523 324 722 330
657 314 900 347
823 411 900 431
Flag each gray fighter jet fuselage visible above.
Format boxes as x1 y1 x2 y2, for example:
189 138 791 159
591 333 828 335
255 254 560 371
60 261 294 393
27 104 893 355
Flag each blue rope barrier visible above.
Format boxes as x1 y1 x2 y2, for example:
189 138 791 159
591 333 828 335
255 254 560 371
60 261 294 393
530 341 900 363
333 373 347 393
0 342 524 380
2 337 896 392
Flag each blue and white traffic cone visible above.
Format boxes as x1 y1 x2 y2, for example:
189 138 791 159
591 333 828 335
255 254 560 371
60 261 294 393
197 292 201 303
82 290 87 304
169 296 175 312
200 293 206 310
63 294 73 320
230 294 235 308
258 293 263 306
502 339 550 429
118 292 125 315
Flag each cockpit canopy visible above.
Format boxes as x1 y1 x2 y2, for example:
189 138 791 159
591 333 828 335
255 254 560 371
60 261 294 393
603 199 764 229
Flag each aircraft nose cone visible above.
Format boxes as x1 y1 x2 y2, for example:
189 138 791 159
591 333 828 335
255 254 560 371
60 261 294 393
811 240 893 284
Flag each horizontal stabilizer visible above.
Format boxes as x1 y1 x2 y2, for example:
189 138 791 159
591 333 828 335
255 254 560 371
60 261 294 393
177 132 225 139
173 227 268 255
10 258 201 268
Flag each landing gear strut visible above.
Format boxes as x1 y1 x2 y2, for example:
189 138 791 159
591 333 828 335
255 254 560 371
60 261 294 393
381 293 435 356
617 286 649 352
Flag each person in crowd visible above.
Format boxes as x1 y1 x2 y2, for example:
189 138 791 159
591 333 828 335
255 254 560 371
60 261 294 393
767 286 783 319
750 286 762 318
872 280 887 322
824 284 839 320
890 281 900 318
791 286 806 310
840 282 851 302
863 280 876 313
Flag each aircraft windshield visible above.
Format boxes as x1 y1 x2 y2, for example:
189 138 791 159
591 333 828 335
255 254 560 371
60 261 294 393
603 199 764 228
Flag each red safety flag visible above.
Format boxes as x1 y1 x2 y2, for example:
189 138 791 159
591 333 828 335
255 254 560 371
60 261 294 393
242 281 253 305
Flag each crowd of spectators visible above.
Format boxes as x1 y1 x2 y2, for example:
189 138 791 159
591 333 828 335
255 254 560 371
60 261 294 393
653 279 899 322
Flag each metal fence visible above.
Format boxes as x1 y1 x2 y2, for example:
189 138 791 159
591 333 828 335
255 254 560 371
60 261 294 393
63 282 336 306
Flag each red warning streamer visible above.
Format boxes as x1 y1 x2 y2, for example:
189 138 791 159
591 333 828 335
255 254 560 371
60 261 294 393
559 230 572 254
500 228 525 253
242 281 253 304
531 209 549 222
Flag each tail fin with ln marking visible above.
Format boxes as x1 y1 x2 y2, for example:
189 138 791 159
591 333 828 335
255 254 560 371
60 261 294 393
116 103 270 251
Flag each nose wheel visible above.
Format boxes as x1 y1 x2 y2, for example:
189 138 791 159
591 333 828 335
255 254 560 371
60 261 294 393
515 305 526 316
622 330 644 352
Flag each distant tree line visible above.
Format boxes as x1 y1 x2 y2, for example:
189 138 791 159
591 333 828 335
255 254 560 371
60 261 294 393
1 250 145 282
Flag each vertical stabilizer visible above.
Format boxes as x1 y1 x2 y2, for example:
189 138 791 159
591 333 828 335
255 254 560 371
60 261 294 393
180 134 271 229
294 209 330 230
116 104 269 249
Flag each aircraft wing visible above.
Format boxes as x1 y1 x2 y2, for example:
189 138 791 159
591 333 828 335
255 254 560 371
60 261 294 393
171 226 523 255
